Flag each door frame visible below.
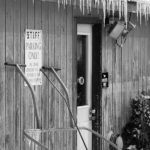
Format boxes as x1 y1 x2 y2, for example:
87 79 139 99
72 17 102 150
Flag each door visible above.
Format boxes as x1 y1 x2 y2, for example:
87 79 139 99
76 23 102 150
77 24 92 150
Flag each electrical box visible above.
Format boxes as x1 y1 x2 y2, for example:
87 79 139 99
102 72 109 88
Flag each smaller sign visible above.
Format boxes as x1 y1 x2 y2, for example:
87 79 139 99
25 29 42 86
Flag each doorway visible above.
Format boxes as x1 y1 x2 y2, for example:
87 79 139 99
76 23 102 150
77 24 92 150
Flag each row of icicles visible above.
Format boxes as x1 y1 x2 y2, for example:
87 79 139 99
56 0 150 25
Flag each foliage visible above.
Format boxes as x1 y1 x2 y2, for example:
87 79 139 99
122 94 150 150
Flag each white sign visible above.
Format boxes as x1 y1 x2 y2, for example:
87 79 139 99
25 29 42 85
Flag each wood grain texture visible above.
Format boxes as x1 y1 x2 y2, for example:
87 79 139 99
14 0 21 150
60 5 67 150
66 5 73 150
54 3 62 150
20 0 28 149
41 0 49 149
101 15 150 150
24 0 35 131
48 2 55 150
5 0 15 150
34 0 42 131
2 1 150 150
0 0 5 150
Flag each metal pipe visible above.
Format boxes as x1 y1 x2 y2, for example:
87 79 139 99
41 67 73 127
5 62 41 129
4 62 26 67
79 127 120 150
41 67 88 150
24 127 120 150
16 64 41 129
40 69 68 106
42 66 70 108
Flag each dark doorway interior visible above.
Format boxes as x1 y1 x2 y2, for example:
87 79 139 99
92 23 102 150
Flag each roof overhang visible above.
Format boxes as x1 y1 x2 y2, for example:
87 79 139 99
40 0 150 24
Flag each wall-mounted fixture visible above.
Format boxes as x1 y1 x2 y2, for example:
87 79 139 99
108 21 125 40
108 20 136 47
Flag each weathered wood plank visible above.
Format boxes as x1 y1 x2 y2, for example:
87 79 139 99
34 0 42 131
60 5 67 150
14 0 21 150
34 0 42 149
41 0 49 148
101 26 109 150
106 33 113 132
72 15 77 150
26 0 35 130
66 5 73 150
48 2 55 150
20 0 28 149
5 0 15 150
0 0 5 149
54 3 61 150
147 21 150 94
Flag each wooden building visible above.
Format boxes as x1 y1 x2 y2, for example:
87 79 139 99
0 0 150 150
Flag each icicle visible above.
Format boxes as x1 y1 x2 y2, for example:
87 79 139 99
124 0 128 28
112 0 115 17
56 0 150 26
102 0 106 25
58 0 60 10
97 0 100 14
73 0 77 9
108 0 111 15
69 0 71 6
95 0 97 8
86 0 89 13
82 0 85 15
80 0 82 12
121 0 123 18
90 0 92 12
137 2 139 21
148 7 150 21
119 0 121 20
140 2 142 25
144 4 146 23
146 6 148 23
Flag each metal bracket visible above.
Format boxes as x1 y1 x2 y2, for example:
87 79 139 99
42 66 61 71
4 62 26 67
4 62 41 129
41 66 88 150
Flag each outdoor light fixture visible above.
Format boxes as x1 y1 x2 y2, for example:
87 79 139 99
108 20 136 48
108 21 125 40
108 21 136 40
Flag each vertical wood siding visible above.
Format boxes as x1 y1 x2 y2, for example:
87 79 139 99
102 14 150 149
0 0 74 150
1 1 150 150
0 0 5 150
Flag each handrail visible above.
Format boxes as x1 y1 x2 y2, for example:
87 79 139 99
5 62 41 129
24 127 120 150
41 67 88 150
